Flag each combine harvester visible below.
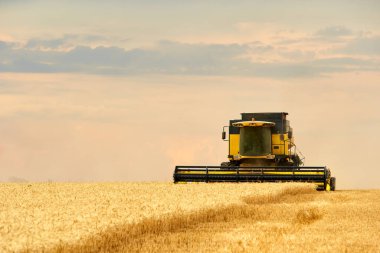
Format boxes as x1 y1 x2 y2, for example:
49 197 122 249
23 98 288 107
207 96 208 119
174 112 336 191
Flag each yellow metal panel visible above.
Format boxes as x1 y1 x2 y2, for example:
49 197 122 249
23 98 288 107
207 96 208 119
232 121 275 127
240 155 274 159
272 133 289 155
229 134 240 157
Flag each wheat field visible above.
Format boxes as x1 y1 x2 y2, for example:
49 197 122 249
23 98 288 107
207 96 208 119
0 182 379 252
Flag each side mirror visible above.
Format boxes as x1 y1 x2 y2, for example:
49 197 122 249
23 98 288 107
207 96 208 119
288 131 293 139
222 131 226 140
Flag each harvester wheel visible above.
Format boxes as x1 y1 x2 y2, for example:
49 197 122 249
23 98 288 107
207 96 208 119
330 177 336 191
221 162 238 170
221 162 231 167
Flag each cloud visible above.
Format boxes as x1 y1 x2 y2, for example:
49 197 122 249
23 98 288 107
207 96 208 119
341 36 380 55
24 34 110 50
0 41 9 50
62 46 127 66
1 35 379 77
26 37 71 50
315 26 353 38
247 57 379 78
0 40 250 75
121 41 250 75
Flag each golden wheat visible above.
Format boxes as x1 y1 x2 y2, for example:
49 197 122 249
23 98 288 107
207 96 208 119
135 189 379 253
0 182 311 252
2 182 378 253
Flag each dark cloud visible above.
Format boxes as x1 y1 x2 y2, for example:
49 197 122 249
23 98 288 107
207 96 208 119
0 38 379 77
26 37 70 49
0 40 250 75
341 36 380 55
62 46 127 66
24 34 109 50
248 42 274 53
315 26 353 38
1 58 55 72
120 41 250 75
0 41 9 50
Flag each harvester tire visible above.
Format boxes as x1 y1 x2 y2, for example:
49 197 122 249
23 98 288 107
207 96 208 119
221 162 239 170
221 162 231 167
330 177 336 191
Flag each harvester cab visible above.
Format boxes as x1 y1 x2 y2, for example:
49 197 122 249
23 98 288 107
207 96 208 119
173 112 336 191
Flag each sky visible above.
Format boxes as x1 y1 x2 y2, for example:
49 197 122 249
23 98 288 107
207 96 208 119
0 0 379 189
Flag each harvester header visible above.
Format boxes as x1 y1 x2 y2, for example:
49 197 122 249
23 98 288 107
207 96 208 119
173 112 336 191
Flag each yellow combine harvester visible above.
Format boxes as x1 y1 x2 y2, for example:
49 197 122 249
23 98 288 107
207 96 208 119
173 112 336 191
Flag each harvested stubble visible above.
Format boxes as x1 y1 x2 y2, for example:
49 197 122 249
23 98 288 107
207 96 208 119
0 182 313 252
